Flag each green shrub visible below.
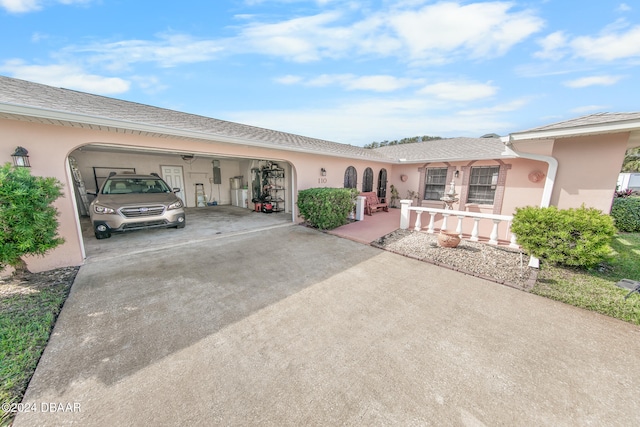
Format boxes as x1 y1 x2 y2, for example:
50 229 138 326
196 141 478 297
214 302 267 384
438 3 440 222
297 187 358 230
511 205 615 268
610 197 640 232
0 164 65 273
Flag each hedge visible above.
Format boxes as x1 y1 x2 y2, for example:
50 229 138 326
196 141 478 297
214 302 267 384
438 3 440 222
297 188 358 230
511 205 615 268
610 197 640 232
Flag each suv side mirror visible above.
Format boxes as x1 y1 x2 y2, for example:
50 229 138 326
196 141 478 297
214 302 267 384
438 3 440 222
87 190 97 196
173 188 181 193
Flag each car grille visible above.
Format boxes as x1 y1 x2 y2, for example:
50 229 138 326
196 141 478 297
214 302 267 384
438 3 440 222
122 220 169 229
120 206 165 218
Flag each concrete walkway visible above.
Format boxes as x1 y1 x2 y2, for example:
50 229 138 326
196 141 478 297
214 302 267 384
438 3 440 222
14 226 640 426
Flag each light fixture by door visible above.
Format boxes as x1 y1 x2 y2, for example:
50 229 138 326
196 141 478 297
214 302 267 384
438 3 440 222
321 167 326 176
11 146 30 167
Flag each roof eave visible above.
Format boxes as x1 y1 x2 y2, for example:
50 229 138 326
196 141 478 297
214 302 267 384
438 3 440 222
509 120 640 142
394 154 517 165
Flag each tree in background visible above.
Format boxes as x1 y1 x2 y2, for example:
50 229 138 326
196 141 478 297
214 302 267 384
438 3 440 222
363 135 442 149
0 164 65 275
621 147 640 172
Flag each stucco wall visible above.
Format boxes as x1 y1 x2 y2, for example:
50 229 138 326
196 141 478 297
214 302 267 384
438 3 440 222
549 133 628 212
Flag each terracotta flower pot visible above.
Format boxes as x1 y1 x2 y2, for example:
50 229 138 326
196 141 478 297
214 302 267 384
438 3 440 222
437 231 461 248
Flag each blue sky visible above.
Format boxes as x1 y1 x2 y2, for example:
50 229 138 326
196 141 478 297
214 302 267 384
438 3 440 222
1 1 639 146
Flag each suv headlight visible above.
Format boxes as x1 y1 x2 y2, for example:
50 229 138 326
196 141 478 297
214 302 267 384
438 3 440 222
93 204 116 214
168 199 183 210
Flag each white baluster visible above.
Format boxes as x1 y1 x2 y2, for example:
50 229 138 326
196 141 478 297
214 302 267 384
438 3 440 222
427 212 436 234
456 215 464 237
470 218 480 241
441 213 450 231
489 219 500 245
414 210 423 231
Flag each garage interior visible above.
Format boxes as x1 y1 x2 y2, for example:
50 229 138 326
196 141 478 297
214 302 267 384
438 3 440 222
68 144 294 261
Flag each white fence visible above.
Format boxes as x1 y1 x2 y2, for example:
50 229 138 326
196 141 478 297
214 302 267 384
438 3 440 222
399 200 518 248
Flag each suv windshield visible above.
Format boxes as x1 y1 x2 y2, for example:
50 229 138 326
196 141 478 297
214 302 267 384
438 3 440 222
101 177 172 195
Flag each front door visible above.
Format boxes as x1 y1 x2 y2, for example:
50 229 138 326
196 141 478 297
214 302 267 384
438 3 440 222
161 165 185 203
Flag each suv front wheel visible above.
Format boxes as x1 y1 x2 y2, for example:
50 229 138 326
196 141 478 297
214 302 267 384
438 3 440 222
94 223 112 239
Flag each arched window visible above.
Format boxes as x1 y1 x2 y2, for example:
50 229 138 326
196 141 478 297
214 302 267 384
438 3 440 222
362 167 374 192
377 168 388 199
344 166 357 189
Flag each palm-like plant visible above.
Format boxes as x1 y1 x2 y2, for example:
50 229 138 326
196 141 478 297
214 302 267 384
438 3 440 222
622 147 640 172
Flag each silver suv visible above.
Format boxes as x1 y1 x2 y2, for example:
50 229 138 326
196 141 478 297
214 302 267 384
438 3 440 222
90 173 185 239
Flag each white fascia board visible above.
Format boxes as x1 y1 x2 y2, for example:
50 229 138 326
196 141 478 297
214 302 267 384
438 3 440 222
394 154 517 164
0 102 391 163
509 120 640 142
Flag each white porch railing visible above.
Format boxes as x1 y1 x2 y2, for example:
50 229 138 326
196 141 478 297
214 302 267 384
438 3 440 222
400 200 518 248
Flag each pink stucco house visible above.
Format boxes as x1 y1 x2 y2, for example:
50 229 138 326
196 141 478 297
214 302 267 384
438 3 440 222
1 75 639 272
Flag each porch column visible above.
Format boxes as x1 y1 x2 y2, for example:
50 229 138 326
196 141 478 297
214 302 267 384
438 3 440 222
400 199 412 230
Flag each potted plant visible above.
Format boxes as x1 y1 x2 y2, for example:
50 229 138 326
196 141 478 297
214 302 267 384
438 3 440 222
389 185 400 208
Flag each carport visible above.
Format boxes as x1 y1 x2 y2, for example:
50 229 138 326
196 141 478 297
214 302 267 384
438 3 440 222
68 143 296 260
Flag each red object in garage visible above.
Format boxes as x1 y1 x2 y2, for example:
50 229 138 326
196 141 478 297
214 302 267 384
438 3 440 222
254 202 262 212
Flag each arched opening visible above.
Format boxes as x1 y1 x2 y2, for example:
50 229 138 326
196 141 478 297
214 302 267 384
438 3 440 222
377 168 387 199
344 166 357 189
362 167 374 192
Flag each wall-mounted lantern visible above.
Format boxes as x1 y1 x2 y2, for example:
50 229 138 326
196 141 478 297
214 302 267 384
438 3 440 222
454 169 459 179
11 146 30 167
321 167 327 176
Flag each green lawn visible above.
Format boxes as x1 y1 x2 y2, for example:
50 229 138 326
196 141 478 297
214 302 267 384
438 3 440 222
534 233 640 325
0 271 75 426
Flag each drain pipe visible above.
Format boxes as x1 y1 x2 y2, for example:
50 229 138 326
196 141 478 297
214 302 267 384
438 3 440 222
501 136 559 268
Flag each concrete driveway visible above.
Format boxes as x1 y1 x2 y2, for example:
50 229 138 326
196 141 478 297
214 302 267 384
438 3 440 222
14 225 640 426
80 205 292 262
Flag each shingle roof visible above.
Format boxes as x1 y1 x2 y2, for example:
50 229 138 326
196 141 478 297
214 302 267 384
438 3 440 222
372 137 506 162
517 112 640 133
0 75 391 161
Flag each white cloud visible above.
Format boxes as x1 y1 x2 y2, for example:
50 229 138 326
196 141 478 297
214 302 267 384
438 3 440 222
534 31 569 60
571 25 640 61
228 1 543 63
274 75 303 85
535 22 640 63
0 60 130 94
32 2 543 71
418 81 498 101
67 33 225 70
617 3 631 12
564 75 623 88
277 73 416 92
0 0 91 13
0 0 40 12
236 12 349 62
386 2 544 62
